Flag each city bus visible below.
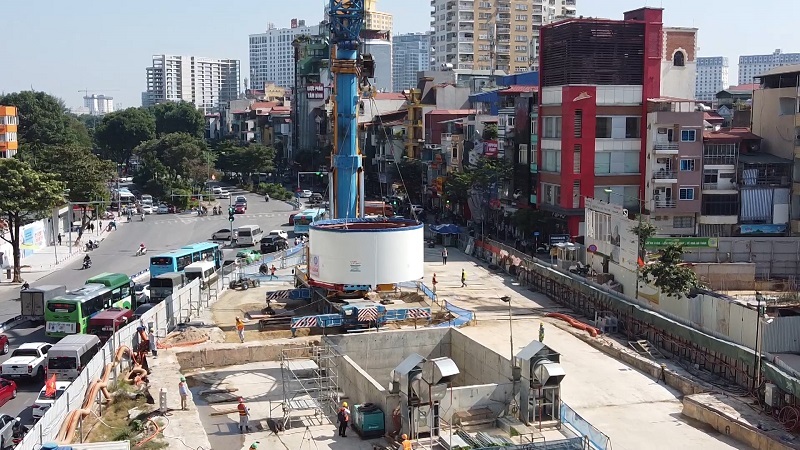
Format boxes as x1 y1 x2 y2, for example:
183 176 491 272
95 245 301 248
149 241 222 278
85 272 134 309
293 209 327 235
149 272 185 303
44 284 115 337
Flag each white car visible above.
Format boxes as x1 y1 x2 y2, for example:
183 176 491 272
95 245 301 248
299 190 313 198
212 229 235 241
269 230 289 240
0 342 51 380
32 381 70 420
157 204 169 214
141 204 154 215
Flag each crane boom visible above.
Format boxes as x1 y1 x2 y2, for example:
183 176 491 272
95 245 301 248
328 0 365 219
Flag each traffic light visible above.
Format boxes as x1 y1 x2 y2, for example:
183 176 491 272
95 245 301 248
228 207 235 222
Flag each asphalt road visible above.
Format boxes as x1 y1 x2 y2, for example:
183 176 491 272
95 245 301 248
0 188 300 424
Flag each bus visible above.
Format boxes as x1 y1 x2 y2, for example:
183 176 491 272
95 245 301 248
44 284 116 337
149 272 185 303
293 209 327 235
149 241 222 278
85 272 134 309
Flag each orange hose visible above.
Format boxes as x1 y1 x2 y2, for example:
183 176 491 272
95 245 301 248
546 313 600 338
157 337 208 349
135 417 162 448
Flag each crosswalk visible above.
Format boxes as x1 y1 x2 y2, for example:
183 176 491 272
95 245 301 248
148 212 284 225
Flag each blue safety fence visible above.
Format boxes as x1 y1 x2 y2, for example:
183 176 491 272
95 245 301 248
560 403 611 450
434 301 474 328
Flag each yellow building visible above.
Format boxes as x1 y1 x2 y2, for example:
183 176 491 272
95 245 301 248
0 106 19 158
364 0 393 32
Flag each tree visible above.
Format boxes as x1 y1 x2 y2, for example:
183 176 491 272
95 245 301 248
150 102 205 137
512 208 547 237
470 156 512 189
442 171 473 206
134 133 210 189
215 141 276 176
482 123 499 140
640 244 700 298
94 108 156 163
390 159 424 203
0 159 64 282
631 220 658 260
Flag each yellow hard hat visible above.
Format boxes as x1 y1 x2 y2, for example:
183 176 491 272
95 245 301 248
402 433 408 439
342 402 348 407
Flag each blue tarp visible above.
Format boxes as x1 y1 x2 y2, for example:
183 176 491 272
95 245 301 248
429 224 461 234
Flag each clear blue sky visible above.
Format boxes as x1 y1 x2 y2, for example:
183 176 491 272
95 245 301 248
2 0 796 109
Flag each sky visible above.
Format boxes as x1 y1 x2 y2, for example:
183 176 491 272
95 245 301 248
2 0 798 110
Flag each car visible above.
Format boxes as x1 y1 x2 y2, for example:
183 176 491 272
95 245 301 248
212 229 235 241
32 381 70 420
132 303 157 320
0 414 20 448
309 193 324 204
157 204 170 214
268 230 289 240
216 191 230 199
0 379 16 407
234 204 246 214
0 343 51 380
298 189 313 198
141 204 155 215
0 335 7 355
134 283 150 305
235 195 248 204
235 249 262 265
260 236 288 254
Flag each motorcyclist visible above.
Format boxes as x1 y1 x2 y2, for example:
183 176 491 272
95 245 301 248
140 212 145 221
83 255 92 268
138 243 146 255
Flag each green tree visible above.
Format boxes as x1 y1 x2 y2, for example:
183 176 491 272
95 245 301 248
214 141 276 176
0 159 65 282
470 156 512 188
442 171 473 206
512 208 547 236
134 133 210 187
631 221 658 260
94 108 156 163
482 123 499 140
640 244 700 298
390 159 425 203
150 102 205 137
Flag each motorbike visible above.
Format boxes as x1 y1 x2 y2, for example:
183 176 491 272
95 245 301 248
82 259 92 270
135 247 147 256
20 282 30 291
84 241 99 252
12 417 27 445
140 214 145 222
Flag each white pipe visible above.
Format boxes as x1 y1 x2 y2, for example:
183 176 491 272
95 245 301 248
329 170 335 219
358 169 365 218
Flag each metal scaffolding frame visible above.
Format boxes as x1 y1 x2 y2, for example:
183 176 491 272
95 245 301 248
277 344 340 429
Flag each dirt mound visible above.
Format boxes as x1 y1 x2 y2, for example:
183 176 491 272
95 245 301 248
163 325 225 346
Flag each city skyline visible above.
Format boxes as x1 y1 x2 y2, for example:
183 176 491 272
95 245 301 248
2 0 799 109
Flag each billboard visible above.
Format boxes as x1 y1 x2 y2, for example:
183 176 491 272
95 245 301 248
645 237 719 248
306 84 325 100
584 198 638 271
483 140 498 158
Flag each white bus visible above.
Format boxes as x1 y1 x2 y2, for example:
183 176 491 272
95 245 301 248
184 261 218 288
46 334 101 381
236 225 263 247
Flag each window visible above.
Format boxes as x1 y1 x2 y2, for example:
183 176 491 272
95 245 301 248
595 117 611 138
625 117 641 138
542 149 561 172
518 144 528 165
681 129 696 142
679 159 695 171
673 51 685 67
679 187 695 200
542 116 561 138
530 118 538 136
673 216 694 228
594 151 639 174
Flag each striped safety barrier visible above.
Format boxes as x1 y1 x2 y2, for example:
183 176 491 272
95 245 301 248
357 308 380 322
291 316 318 329
406 308 432 319
266 290 291 300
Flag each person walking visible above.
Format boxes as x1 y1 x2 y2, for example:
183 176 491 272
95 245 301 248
337 402 350 437
269 264 277 280
57 234 62 246
178 376 190 410
248 443 260 450
236 317 245 343
441 247 448 265
237 397 251 433
539 323 545 343
401 433 413 450
148 328 158 357
432 273 438 294
461 269 467 287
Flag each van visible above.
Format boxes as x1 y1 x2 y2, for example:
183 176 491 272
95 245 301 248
88 308 132 343
184 260 218 288
141 194 153 205
46 334 101 381
236 225 263 247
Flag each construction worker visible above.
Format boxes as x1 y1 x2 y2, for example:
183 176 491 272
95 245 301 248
237 397 251 433
402 433 412 450
337 401 350 437
461 269 467 287
236 317 245 343
432 273 437 294
178 376 190 410
249 442 259 450
539 323 545 343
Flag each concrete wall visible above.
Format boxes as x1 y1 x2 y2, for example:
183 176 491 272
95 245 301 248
450 328 514 387
324 328 450 386
691 263 756 290
682 238 800 280
439 383 514 423
174 338 317 370
335 353 396 431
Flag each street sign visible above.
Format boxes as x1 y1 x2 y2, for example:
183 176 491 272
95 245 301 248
645 237 718 248
533 231 540 236
549 234 570 245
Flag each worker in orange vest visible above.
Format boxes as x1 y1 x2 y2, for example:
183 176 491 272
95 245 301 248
402 433 412 450
237 397 251 433
236 317 245 343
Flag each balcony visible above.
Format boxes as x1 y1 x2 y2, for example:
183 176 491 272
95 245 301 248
652 170 677 183
654 199 677 209
654 143 679 154
703 181 738 192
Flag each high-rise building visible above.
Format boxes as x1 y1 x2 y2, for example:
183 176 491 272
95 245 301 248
249 20 321 90
695 57 729 102
365 0 393 32
0 106 19 159
430 0 577 73
143 55 240 113
83 94 115 116
738 49 800 85
362 0 393 92
393 33 431 92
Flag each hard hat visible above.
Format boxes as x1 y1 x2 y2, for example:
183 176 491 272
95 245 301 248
402 433 408 439
239 397 244 403
342 402 348 407
180 376 186 381
250 443 259 449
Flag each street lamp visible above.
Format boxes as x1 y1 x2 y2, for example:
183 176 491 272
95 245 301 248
753 292 774 390
603 188 645 299
500 295 514 366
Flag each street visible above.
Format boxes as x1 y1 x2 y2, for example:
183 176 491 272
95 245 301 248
0 188 299 424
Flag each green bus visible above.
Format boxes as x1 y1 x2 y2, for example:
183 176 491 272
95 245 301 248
85 272 134 309
45 284 116 337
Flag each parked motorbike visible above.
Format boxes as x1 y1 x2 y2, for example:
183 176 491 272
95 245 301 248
84 240 99 252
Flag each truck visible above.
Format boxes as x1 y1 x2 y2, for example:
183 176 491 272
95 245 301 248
0 342 52 380
20 285 67 324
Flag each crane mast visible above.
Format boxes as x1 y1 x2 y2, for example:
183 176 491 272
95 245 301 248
328 0 365 219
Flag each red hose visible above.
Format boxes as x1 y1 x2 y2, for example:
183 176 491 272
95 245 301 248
546 313 600 337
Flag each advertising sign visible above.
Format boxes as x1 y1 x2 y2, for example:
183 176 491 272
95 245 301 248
584 197 637 271
484 140 498 158
310 255 320 277
307 84 325 100
645 237 719 249
549 234 570 245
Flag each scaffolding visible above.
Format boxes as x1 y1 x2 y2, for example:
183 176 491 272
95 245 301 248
277 344 340 429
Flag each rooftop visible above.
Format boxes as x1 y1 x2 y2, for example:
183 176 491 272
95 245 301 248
758 64 800 77
428 109 474 115
373 92 406 100
738 152 793 165
498 85 538 95
719 84 759 95
703 127 761 141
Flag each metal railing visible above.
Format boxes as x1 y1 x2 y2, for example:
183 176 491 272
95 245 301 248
654 200 677 208
654 143 679 152
653 170 677 180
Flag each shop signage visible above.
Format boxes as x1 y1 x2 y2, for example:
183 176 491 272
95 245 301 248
307 84 325 99
645 237 719 248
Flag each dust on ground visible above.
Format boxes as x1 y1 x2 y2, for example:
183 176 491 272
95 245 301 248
161 325 226 347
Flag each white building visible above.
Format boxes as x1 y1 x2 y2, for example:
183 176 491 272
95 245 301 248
143 55 240 113
393 33 431 92
364 38 393 93
694 56 728 102
430 0 577 73
83 95 115 116
738 49 800 84
249 20 321 90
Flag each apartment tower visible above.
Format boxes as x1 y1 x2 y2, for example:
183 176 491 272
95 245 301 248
695 56 729 102
249 19 321 90
143 55 240 113
430 0 577 73
0 106 19 159
738 49 800 85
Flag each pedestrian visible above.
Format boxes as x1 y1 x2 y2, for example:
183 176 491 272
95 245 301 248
337 402 350 437
99 221 103 232
432 273 437 294
236 317 245 343
57 234 62 246
178 376 190 410
149 328 158 357
539 323 545 343
401 433 413 450
441 247 448 265
237 397 251 433
269 264 277 280
461 269 467 288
